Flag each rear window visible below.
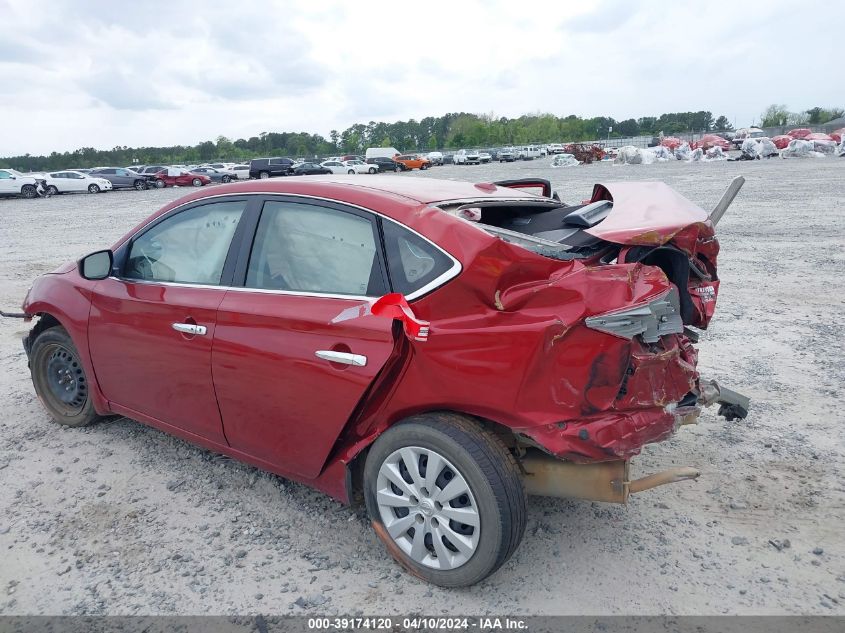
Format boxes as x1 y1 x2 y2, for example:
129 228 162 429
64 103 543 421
382 220 454 296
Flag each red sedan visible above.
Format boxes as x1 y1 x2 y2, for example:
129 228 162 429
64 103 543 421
691 134 730 151
151 168 211 188
14 175 748 586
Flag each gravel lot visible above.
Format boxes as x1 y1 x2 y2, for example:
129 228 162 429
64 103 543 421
0 157 843 616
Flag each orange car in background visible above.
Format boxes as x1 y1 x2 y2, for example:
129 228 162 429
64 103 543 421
393 154 431 171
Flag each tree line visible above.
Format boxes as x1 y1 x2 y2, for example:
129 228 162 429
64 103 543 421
1 104 839 172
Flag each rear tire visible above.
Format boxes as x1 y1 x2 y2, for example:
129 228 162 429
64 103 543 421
30 326 102 428
363 412 526 587
368 167 377 174
259 171 270 179
347 169 355 174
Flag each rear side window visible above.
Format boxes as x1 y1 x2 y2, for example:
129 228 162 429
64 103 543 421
382 220 454 296
125 201 246 285
246 201 386 297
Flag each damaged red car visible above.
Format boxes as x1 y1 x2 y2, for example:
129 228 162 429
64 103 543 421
12 175 749 587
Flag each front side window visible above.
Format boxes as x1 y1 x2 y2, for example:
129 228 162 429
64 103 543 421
125 200 246 284
382 219 454 296
246 201 385 296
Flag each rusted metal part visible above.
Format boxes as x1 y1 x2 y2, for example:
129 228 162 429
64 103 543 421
520 455 629 502
520 453 700 504
698 379 751 420
627 467 700 494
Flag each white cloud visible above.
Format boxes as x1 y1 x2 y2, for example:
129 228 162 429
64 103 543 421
0 0 840 155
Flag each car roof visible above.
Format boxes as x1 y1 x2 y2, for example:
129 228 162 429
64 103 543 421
210 175 542 205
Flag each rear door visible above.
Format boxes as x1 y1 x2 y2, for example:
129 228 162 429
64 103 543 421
88 197 252 442
212 196 396 478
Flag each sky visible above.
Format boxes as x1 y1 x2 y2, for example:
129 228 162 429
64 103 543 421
0 0 841 156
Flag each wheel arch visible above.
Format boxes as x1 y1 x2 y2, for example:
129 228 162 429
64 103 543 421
24 291 111 416
345 408 518 505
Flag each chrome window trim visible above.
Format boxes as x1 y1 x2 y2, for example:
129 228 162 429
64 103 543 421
119 191 462 302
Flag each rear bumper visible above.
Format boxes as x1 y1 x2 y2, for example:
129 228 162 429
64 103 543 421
515 334 699 462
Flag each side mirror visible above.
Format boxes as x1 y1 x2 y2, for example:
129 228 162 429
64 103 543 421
79 249 113 280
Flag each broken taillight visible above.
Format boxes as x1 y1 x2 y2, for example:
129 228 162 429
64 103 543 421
584 287 683 343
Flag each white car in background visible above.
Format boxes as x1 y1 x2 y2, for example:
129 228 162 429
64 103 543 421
202 162 238 176
0 168 46 198
231 165 250 180
478 151 492 163
320 159 375 174
40 170 113 194
453 149 481 164
426 151 444 165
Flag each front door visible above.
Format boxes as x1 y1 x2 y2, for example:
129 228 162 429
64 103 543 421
212 198 396 478
88 198 249 443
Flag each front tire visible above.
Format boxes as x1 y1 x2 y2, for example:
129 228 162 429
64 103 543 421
192 178 202 187
21 184 38 198
221 175 231 183
369 167 377 174
46 185 59 196
88 184 100 194
363 413 526 587
154 179 166 188
30 326 101 427
134 180 148 191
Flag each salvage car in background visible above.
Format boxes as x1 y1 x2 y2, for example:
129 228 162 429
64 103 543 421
730 127 765 149
0 168 46 198
151 168 210 188
40 170 113 195
89 167 152 190
453 149 480 164
692 134 730 151
291 162 332 176
393 154 431 171
249 157 295 179
320 160 376 175
12 174 748 587
497 148 517 162
190 167 234 183
366 157 401 172
231 165 250 180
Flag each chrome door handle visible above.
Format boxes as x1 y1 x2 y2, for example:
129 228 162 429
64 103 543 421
315 350 367 367
172 323 207 336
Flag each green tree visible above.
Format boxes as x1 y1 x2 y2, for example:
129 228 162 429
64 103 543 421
760 104 790 127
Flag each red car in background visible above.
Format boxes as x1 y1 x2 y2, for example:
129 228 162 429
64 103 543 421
787 128 812 140
12 175 748 587
771 135 793 149
151 168 211 188
692 134 730 151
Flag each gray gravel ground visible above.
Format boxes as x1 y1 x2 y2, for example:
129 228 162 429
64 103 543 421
0 156 843 615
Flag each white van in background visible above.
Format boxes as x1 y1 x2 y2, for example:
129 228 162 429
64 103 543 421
518 146 541 160
365 147 400 160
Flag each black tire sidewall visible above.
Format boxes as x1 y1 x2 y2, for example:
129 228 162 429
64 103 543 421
30 326 99 427
363 417 517 587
